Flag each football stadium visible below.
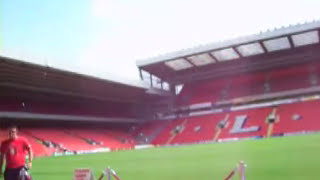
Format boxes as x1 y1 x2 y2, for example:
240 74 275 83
1 20 320 180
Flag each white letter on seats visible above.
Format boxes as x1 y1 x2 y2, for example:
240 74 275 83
229 115 260 134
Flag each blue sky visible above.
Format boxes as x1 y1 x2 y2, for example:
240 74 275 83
1 0 320 82
1 1 93 69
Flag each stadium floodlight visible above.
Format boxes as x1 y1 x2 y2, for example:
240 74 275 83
291 30 319 47
164 58 193 71
263 37 291 52
211 48 240 61
236 42 265 57
187 53 215 66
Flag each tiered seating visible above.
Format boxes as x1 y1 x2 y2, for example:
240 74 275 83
20 132 55 157
29 101 133 118
68 129 133 150
274 100 320 134
104 130 135 149
152 100 320 145
24 128 97 151
217 108 270 139
228 72 265 99
154 108 270 145
170 114 225 144
175 64 316 106
152 118 187 145
0 99 133 118
131 121 165 137
2 126 142 156
269 66 310 93
177 78 229 105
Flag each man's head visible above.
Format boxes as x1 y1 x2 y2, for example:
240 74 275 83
8 126 18 139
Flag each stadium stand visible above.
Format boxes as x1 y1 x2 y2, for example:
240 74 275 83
152 108 268 145
131 121 165 137
169 115 219 144
2 20 320 158
129 120 170 145
20 132 55 157
0 98 134 118
177 77 229 105
151 99 320 145
228 72 265 99
268 65 311 93
174 63 317 106
66 129 134 150
23 128 99 152
273 100 320 134
152 118 187 145
4 97 317 156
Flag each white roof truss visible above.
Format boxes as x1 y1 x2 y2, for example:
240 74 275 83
187 53 215 66
291 30 319 47
164 58 193 71
263 37 291 52
211 48 240 61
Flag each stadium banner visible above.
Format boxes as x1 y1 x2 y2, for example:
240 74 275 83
188 102 212 110
171 95 318 120
53 151 74 157
283 130 320 137
53 148 110 157
300 94 320 101
189 108 224 116
161 114 177 120
218 138 239 143
134 144 154 150
76 148 110 154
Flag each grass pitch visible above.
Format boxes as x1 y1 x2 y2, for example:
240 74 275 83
29 133 320 180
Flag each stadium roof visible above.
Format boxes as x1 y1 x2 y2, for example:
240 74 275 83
0 56 161 104
137 20 320 84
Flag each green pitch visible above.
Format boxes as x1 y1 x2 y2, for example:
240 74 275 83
30 133 320 180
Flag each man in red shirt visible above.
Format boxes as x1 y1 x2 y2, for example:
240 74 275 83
0 126 33 180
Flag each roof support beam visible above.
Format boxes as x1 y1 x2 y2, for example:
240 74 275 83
150 73 153 87
184 57 196 67
259 41 268 53
232 47 243 58
288 35 295 48
208 53 219 63
139 68 143 80
318 30 320 44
